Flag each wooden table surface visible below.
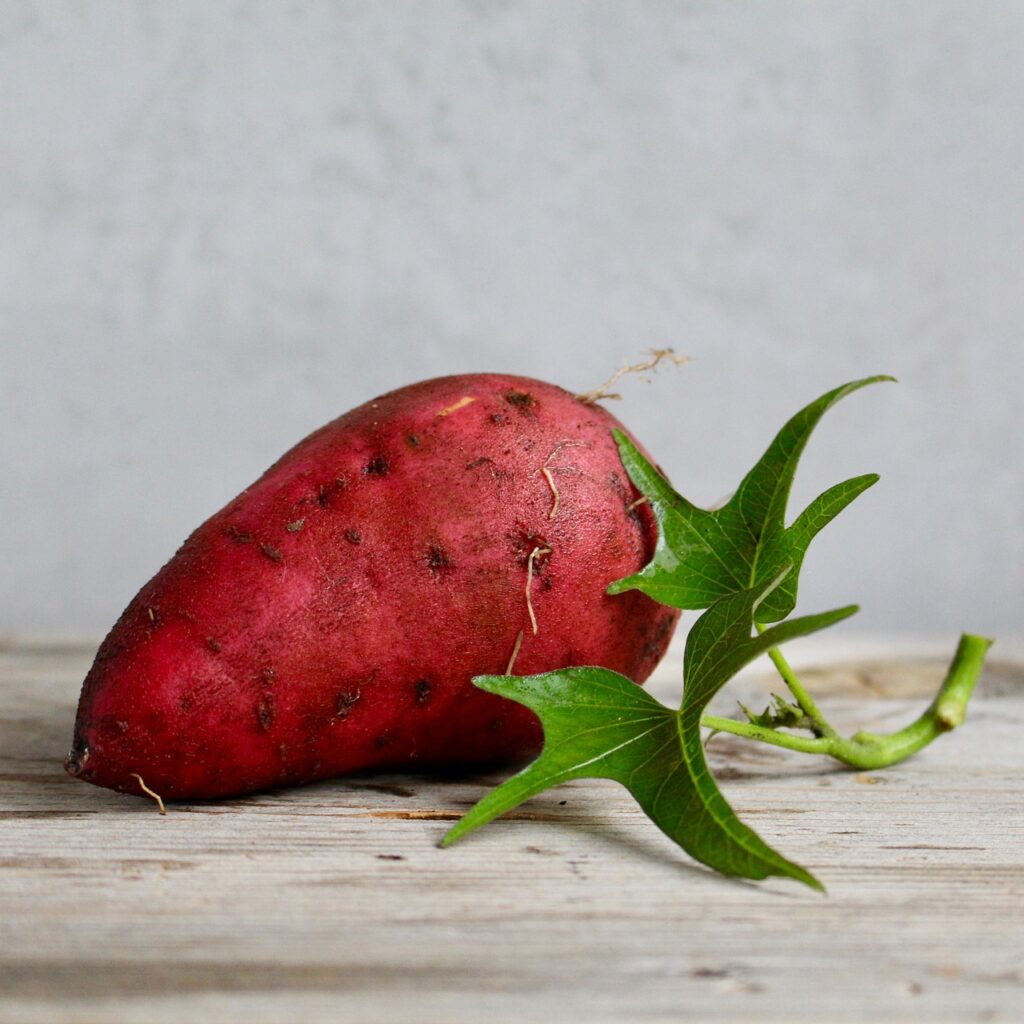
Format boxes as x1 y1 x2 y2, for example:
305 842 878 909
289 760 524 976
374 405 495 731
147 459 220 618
1 632 1022 1024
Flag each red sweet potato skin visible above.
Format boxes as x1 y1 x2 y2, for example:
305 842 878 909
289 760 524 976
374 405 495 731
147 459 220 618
66 374 679 800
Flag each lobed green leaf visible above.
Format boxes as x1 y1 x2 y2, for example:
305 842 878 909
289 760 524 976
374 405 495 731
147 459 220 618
608 375 894 621
443 573 858 889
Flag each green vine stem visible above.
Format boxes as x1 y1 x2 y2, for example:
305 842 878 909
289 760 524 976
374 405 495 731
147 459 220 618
755 624 836 737
701 633 993 770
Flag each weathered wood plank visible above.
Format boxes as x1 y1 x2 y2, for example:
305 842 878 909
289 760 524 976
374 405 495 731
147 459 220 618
1 635 1022 1023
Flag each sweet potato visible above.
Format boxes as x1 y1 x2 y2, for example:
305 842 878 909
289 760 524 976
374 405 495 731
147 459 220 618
65 374 679 801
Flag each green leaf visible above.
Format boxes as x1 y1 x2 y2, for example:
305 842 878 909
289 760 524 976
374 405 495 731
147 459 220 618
442 574 858 889
607 375 894 621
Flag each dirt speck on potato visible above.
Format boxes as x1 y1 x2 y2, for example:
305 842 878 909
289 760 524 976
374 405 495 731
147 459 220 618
504 391 537 415
426 543 454 578
260 543 284 563
335 690 361 720
255 697 275 732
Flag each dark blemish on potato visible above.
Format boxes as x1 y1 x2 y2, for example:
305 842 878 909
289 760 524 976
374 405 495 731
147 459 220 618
504 391 537 415
344 528 362 545
115 719 129 733
374 733 393 749
509 527 550 566
489 412 507 425
205 637 222 653
487 718 503 733
541 575 554 591
426 543 454 577
466 455 506 481
406 433 421 447
255 697 275 732
364 456 390 476
286 518 305 532
610 469 645 523
335 689 361 719
179 695 194 712
260 667 277 687
315 477 348 506
260 542 284 563
413 680 432 705
226 524 253 543
377 853 406 861
642 614 675 660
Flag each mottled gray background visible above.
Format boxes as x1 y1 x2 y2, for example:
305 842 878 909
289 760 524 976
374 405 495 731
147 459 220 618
3 1 1022 637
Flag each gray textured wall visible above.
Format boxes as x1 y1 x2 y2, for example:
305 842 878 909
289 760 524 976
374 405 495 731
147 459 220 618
3 1 1022 637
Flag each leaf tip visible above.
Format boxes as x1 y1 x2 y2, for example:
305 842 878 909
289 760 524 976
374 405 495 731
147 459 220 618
606 576 637 596
470 674 510 695
438 824 461 849
773 857 825 893
857 373 897 388
801 869 827 894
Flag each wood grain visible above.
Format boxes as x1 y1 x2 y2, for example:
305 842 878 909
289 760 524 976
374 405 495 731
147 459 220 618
1 634 1022 1023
